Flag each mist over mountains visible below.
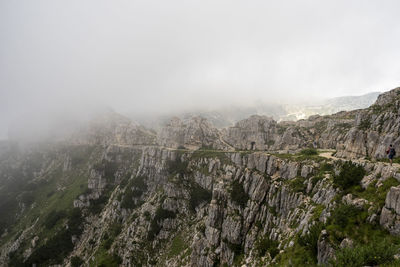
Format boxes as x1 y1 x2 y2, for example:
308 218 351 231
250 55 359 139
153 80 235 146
130 91 380 130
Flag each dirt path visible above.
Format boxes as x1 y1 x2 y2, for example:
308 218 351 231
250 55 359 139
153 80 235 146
318 149 400 169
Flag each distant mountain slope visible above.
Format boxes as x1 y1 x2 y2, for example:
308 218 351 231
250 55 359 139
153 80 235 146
131 92 380 130
281 92 380 121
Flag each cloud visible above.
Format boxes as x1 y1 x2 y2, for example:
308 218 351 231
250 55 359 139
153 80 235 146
1 0 400 137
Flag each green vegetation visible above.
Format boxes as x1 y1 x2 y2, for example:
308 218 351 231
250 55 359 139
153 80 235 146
230 180 249 208
71 256 84 267
254 236 280 258
288 177 307 194
333 161 366 191
89 223 123 267
314 121 328 134
326 204 400 266
352 178 399 209
274 243 318 266
167 156 190 177
277 125 288 135
334 238 398 267
192 149 231 165
44 210 67 229
24 208 84 266
358 117 371 130
297 223 323 259
189 183 212 212
93 159 119 182
168 234 187 258
89 195 110 214
272 151 326 162
300 148 318 156
121 175 148 209
148 207 177 240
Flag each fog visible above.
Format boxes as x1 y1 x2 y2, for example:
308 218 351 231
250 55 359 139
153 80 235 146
1 0 400 139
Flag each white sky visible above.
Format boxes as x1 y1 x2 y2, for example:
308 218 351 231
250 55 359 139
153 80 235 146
1 0 400 138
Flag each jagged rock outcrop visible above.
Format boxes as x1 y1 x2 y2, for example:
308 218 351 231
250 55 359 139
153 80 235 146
158 116 232 150
380 186 400 235
71 111 157 146
5 87 400 266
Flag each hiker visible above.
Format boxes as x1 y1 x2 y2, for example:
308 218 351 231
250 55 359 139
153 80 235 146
386 144 396 166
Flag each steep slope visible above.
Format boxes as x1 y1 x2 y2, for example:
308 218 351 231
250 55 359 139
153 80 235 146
2 143 400 266
3 87 400 266
70 111 157 147
219 87 400 159
158 116 232 150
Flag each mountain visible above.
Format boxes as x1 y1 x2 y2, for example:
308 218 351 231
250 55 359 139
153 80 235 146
131 92 380 130
281 91 381 121
2 87 400 266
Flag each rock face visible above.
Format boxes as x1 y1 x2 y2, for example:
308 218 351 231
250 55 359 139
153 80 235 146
4 87 400 266
0 141 344 267
317 230 335 265
157 87 400 160
380 186 400 234
158 116 232 150
223 115 277 150
71 110 157 146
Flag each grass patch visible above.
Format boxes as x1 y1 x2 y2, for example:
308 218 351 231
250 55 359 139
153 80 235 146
288 177 307 194
168 234 187 258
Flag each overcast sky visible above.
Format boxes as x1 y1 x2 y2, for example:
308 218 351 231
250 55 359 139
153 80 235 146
1 0 400 138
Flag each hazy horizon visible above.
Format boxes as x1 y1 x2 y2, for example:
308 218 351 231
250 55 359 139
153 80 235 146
2 1 400 139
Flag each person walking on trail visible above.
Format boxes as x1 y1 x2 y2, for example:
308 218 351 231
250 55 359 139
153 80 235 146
387 144 396 166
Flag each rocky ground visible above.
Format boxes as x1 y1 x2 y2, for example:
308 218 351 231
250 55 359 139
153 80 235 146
2 87 400 266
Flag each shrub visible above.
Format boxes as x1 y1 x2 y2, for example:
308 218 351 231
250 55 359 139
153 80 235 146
71 256 84 267
330 204 360 228
289 177 307 193
333 161 366 190
27 208 83 266
300 148 318 156
147 207 176 240
255 236 280 258
230 180 249 208
167 157 189 177
121 176 148 209
298 223 323 259
358 118 371 130
89 195 109 214
44 210 67 229
333 238 397 267
189 183 212 212
97 253 122 267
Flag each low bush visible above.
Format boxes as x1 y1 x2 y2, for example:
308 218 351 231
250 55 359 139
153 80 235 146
189 184 212 212
333 238 398 267
255 236 280 258
289 177 307 193
147 207 176 240
230 180 249 208
167 157 189 177
333 161 366 191
297 222 323 259
44 210 67 229
300 148 318 156
71 256 84 267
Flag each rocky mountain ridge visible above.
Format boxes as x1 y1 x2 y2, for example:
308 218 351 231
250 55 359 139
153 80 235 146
1 87 400 266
